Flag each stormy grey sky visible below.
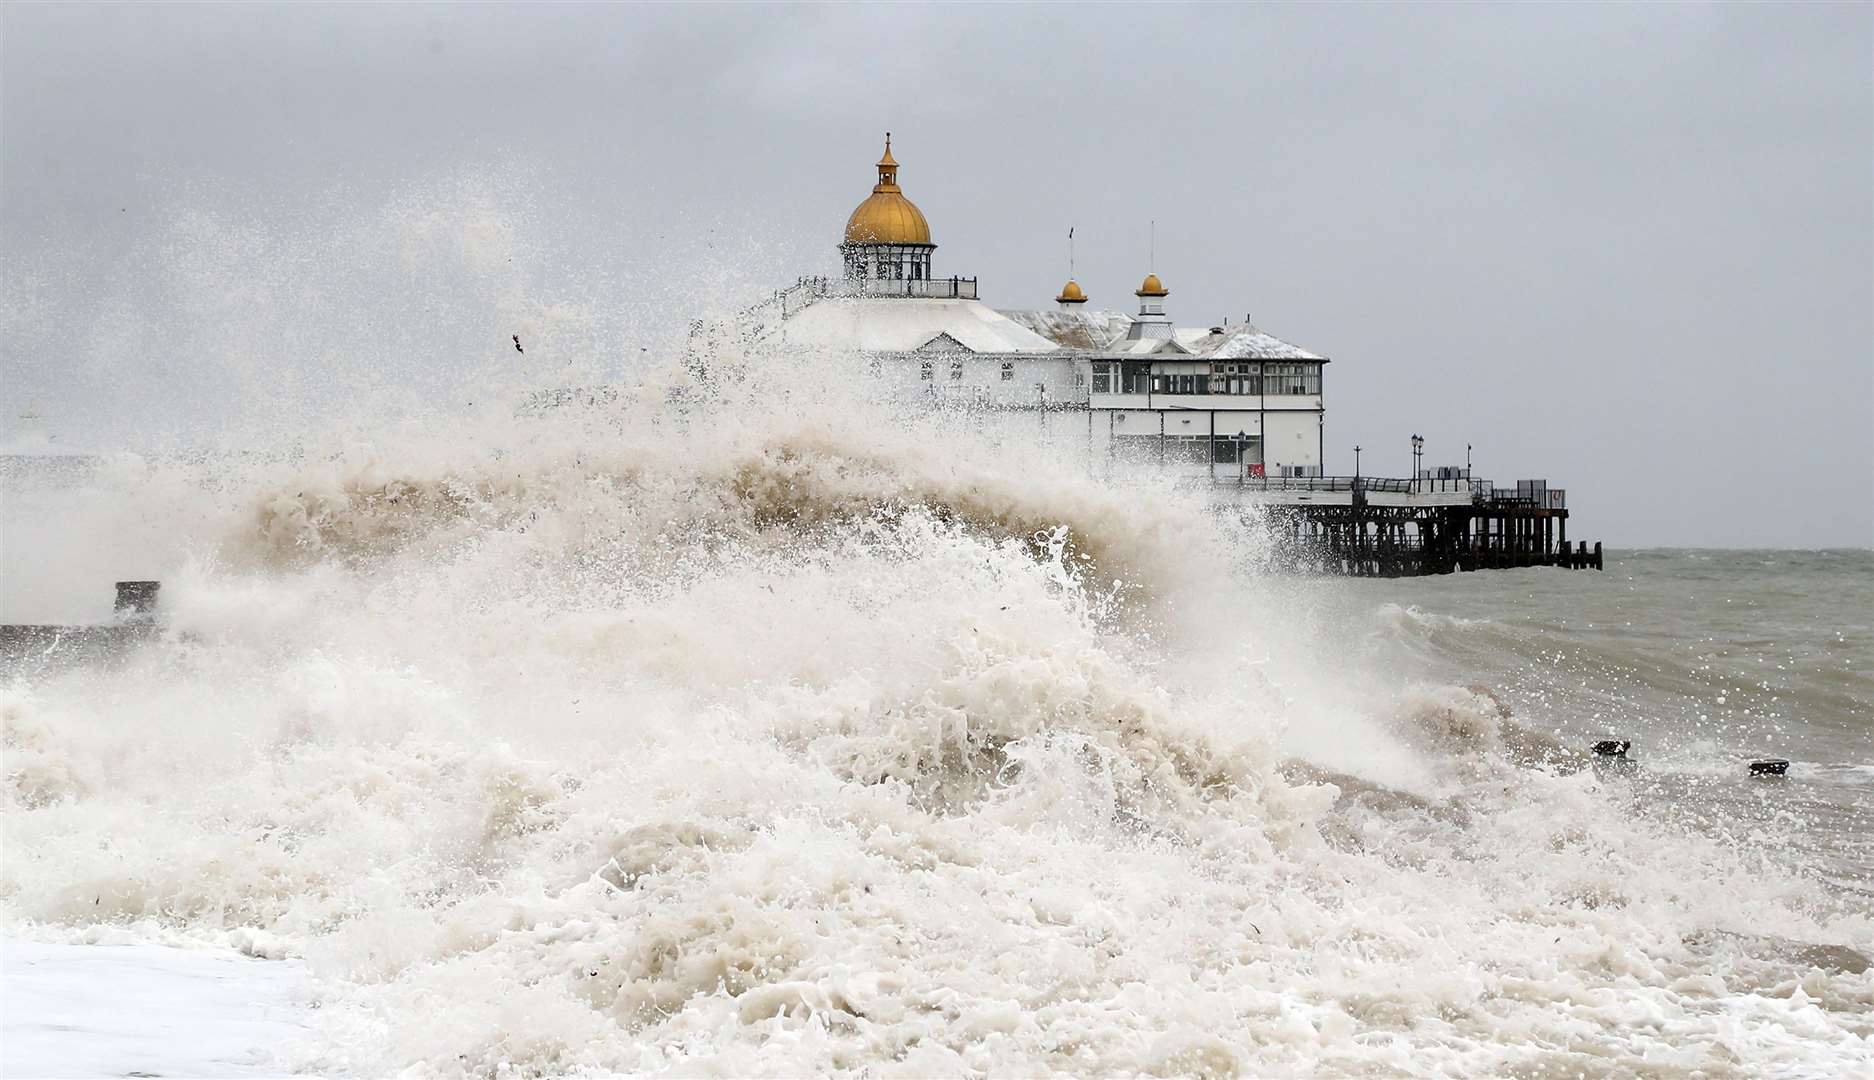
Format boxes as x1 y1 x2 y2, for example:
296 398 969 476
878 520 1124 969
2 2 1869 548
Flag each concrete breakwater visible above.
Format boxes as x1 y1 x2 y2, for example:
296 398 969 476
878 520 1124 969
0 581 160 676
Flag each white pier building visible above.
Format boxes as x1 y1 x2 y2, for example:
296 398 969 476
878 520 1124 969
716 135 1333 486
694 132 1611 582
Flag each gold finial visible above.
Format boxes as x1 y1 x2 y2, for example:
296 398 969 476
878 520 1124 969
1057 226 1086 304
1138 222 1167 297
873 131 900 191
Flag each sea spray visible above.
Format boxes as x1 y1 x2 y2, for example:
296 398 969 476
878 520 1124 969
6 383 1869 1075
3 182 1869 1073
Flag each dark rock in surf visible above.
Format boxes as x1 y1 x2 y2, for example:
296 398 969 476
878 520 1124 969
1748 759 1789 776
114 580 161 623
1591 739 1631 758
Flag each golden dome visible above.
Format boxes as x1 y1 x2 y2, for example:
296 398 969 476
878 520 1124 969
843 133 933 246
1056 279 1088 304
1136 273 1168 297
845 193 931 245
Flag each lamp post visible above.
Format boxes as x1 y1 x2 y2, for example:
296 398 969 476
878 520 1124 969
1466 442 1472 474
1410 434 1424 488
1238 430 1249 485
1354 444 1362 479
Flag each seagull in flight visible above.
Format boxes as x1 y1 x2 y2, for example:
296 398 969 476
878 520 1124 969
512 335 524 354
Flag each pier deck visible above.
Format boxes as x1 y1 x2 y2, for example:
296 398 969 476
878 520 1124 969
1208 475 1602 576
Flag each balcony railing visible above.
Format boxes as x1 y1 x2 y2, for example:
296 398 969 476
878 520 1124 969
1468 481 1566 509
848 275 977 300
1215 474 1563 506
745 275 981 322
1226 475 1370 493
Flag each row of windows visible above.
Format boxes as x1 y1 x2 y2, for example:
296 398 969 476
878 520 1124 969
1091 362 1321 396
1262 363 1322 395
845 249 932 281
1114 443 1320 476
1114 434 1263 465
869 260 928 281
919 360 1086 391
911 360 1313 397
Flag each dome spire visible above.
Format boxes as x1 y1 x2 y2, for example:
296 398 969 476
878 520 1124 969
1057 225 1087 306
1135 219 1169 322
875 132 899 190
1136 220 1167 298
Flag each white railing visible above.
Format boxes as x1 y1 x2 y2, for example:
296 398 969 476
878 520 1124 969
847 276 977 300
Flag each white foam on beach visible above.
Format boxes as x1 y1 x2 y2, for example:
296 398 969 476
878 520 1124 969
2 935 312 1078
4 368 1869 1077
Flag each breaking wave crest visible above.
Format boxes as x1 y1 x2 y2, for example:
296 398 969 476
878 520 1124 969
4 369 1870 1077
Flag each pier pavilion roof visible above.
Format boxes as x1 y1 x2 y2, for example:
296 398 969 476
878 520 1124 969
997 309 1134 350
1105 335 1194 356
997 309 1326 360
1197 325 1325 361
776 297 1058 354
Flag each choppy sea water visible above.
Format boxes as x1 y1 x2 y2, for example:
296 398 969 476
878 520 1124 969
1319 549 1874 896
2 385 1870 1077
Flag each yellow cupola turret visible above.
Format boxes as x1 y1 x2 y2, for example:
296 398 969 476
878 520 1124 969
843 133 933 246
840 133 936 282
1134 268 1171 325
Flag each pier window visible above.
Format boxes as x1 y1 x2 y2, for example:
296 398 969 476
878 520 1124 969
1121 364 1152 394
1001 361 1014 382
1114 434 1228 464
1143 436 1210 463
950 360 964 381
1212 435 1262 464
1264 363 1321 395
1092 362 1113 393
1112 434 1159 461
920 360 933 380
1222 364 1261 395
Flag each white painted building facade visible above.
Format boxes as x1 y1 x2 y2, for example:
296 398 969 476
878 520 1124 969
711 136 1330 481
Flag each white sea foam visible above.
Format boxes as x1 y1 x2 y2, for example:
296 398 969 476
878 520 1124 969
4 370 1869 1078
2 935 313 1078
3 183 1869 1074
